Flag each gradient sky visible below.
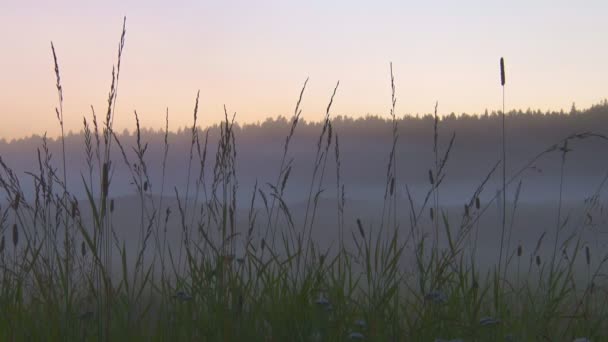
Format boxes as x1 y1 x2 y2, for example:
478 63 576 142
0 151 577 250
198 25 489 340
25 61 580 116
1 1 607 139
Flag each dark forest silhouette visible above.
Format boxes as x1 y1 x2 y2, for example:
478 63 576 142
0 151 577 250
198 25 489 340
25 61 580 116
1 100 608 203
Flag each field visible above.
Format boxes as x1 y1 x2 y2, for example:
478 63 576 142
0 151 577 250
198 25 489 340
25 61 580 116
0 21 606 342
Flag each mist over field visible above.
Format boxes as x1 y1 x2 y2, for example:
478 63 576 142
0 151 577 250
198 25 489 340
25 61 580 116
2 104 608 276
3 103 608 203
3 2 608 339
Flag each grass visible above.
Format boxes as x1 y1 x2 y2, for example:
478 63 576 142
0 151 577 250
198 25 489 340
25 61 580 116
0 18 607 341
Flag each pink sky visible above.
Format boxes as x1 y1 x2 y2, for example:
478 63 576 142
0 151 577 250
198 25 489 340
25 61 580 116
1 1 607 139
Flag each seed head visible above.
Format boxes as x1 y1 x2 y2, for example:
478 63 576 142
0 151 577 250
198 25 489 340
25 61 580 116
500 57 506 86
12 224 18 247
357 218 365 238
102 162 110 197
12 193 20 210
517 244 522 257
71 201 78 218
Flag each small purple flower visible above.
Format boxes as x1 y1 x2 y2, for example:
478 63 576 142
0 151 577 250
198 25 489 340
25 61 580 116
425 290 448 304
479 316 500 326
349 332 364 340
173 290 193 301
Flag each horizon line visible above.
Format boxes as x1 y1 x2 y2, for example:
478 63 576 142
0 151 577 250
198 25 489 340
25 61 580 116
2 99 607 143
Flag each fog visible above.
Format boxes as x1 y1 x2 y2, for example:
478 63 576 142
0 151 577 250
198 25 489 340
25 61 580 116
2 103 608 279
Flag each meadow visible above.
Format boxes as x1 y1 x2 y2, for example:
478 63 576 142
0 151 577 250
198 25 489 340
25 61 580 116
0 20 607 342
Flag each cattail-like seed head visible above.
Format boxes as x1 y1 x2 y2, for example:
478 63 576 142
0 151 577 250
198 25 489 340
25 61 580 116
261 238 265 251
430 207 434 220
428 169 434 185
536 255 541 266
144 181 148 192
81 241 87 257
0 235 4 253
12 223 18 247
500 57 506 86
586 246 591 266
110 199 115 213
475 197 480 209
390 177 395 196
464 204 469 217
517 244 522 257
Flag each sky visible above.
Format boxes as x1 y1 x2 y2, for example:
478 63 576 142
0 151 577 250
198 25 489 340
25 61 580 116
1 1 607 140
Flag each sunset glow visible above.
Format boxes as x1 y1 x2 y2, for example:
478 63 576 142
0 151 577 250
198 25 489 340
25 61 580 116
2 1 607 139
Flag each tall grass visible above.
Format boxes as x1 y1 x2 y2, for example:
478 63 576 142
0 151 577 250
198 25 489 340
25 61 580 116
0 19 607 341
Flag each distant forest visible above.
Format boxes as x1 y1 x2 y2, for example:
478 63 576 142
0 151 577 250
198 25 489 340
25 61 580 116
1 100 608 203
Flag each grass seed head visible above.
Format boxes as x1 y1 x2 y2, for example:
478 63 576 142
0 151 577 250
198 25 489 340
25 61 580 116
357 218 365 238
12 223 18 247
71 200 78 218
517 244 522 257
12 193 20 210
102 162 110 197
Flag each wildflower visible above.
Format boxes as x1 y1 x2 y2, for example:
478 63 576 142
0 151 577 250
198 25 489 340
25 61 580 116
310 330 322 341
425 290 448 304
173 290 193 301
354 319 367 329
479 316 501 326
79 311 94 320
315 294 332 311
348 332 364 340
